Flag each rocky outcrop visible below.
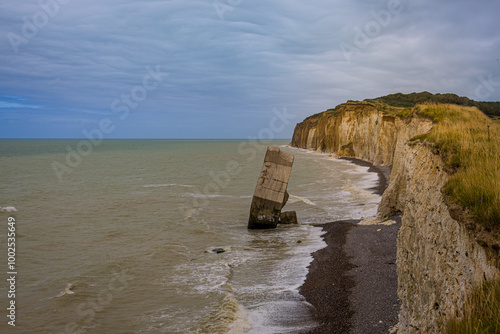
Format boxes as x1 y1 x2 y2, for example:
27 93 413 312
280 211 298 224
291 102 500 333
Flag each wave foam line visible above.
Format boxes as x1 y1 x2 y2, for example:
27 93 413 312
143 183 194 188
184 193 235 199
341 179 380 200
0 207 17 212
288 194 316 206
197 289 251 334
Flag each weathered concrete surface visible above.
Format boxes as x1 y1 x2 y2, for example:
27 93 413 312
280 211 298 224
248 146 294 229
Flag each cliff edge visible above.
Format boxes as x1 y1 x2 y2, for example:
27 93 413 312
291 97 500 333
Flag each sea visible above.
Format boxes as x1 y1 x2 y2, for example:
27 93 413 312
0 139 381 334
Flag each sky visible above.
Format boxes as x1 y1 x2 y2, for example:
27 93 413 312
1 0 499 139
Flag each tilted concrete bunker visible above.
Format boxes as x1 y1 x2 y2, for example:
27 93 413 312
248 146 295 229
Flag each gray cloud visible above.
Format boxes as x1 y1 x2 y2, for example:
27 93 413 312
1 0 499 138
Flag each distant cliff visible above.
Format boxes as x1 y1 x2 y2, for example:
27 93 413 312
291 98 500 333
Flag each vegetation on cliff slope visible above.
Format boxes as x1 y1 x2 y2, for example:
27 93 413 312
309 100 412 120
445 277 500 334
365 94 500 227
414 104 500 228
365 92 500 118
307 92 500 122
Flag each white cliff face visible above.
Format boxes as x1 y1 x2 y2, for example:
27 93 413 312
390 141 499 333
291 103 500 333
377 115 433 217
292 102 420 167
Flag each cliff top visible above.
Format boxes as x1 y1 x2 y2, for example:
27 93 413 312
306 92 500 122
367 91 500 118
413 103 500 231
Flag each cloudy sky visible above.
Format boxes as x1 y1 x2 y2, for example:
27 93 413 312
1 0 499 139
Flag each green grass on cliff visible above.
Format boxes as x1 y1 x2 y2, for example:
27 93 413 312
368 100 413 118
414 104 500 228
445 278 500 334
365 92 500 118
313 100 413 120
312 92 500 122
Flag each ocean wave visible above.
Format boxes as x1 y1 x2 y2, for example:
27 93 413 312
288 194 316 206
169 254 252 295
55 283 75 298
143 183 194 188
197 289 251 334
241 227 324 333
0 206 17 213
183 193 236 199
291 147 330 157
341 179 377 198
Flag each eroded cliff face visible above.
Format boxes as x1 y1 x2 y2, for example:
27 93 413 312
291 102 500 333
392 141 499 333
291 102 427 166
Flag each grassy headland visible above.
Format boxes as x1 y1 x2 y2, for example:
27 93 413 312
365 91 500 119
360 93 499 229
413 104 500 229
310 91 500 121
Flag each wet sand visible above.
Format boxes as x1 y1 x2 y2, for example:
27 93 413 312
299 161 400 334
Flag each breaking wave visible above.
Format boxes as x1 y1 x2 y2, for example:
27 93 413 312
288 194 316 206
143 183 194 188
196 288 251 334
0 206 17 213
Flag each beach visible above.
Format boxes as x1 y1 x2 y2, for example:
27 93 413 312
300 161 401 334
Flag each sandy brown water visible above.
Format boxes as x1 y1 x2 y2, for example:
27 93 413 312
0 139 382 333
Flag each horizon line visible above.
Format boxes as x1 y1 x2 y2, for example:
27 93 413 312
0 137 292 140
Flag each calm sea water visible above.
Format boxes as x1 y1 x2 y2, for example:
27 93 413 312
0 139 380 334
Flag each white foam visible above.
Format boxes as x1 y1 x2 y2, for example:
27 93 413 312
342 179 379 201
0 206 17 212
55 283 75 298
359 216 398 226
237 225 325 333
183 193 235 199
143 183 194 188
284 145 383 223
288 194 316 206
246 298 317 334
169 254 253 295
223 293 252 334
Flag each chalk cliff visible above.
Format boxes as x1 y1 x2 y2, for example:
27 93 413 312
291 101 500 333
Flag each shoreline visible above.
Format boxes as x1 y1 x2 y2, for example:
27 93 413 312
299 158 400 334
339 157 391 196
